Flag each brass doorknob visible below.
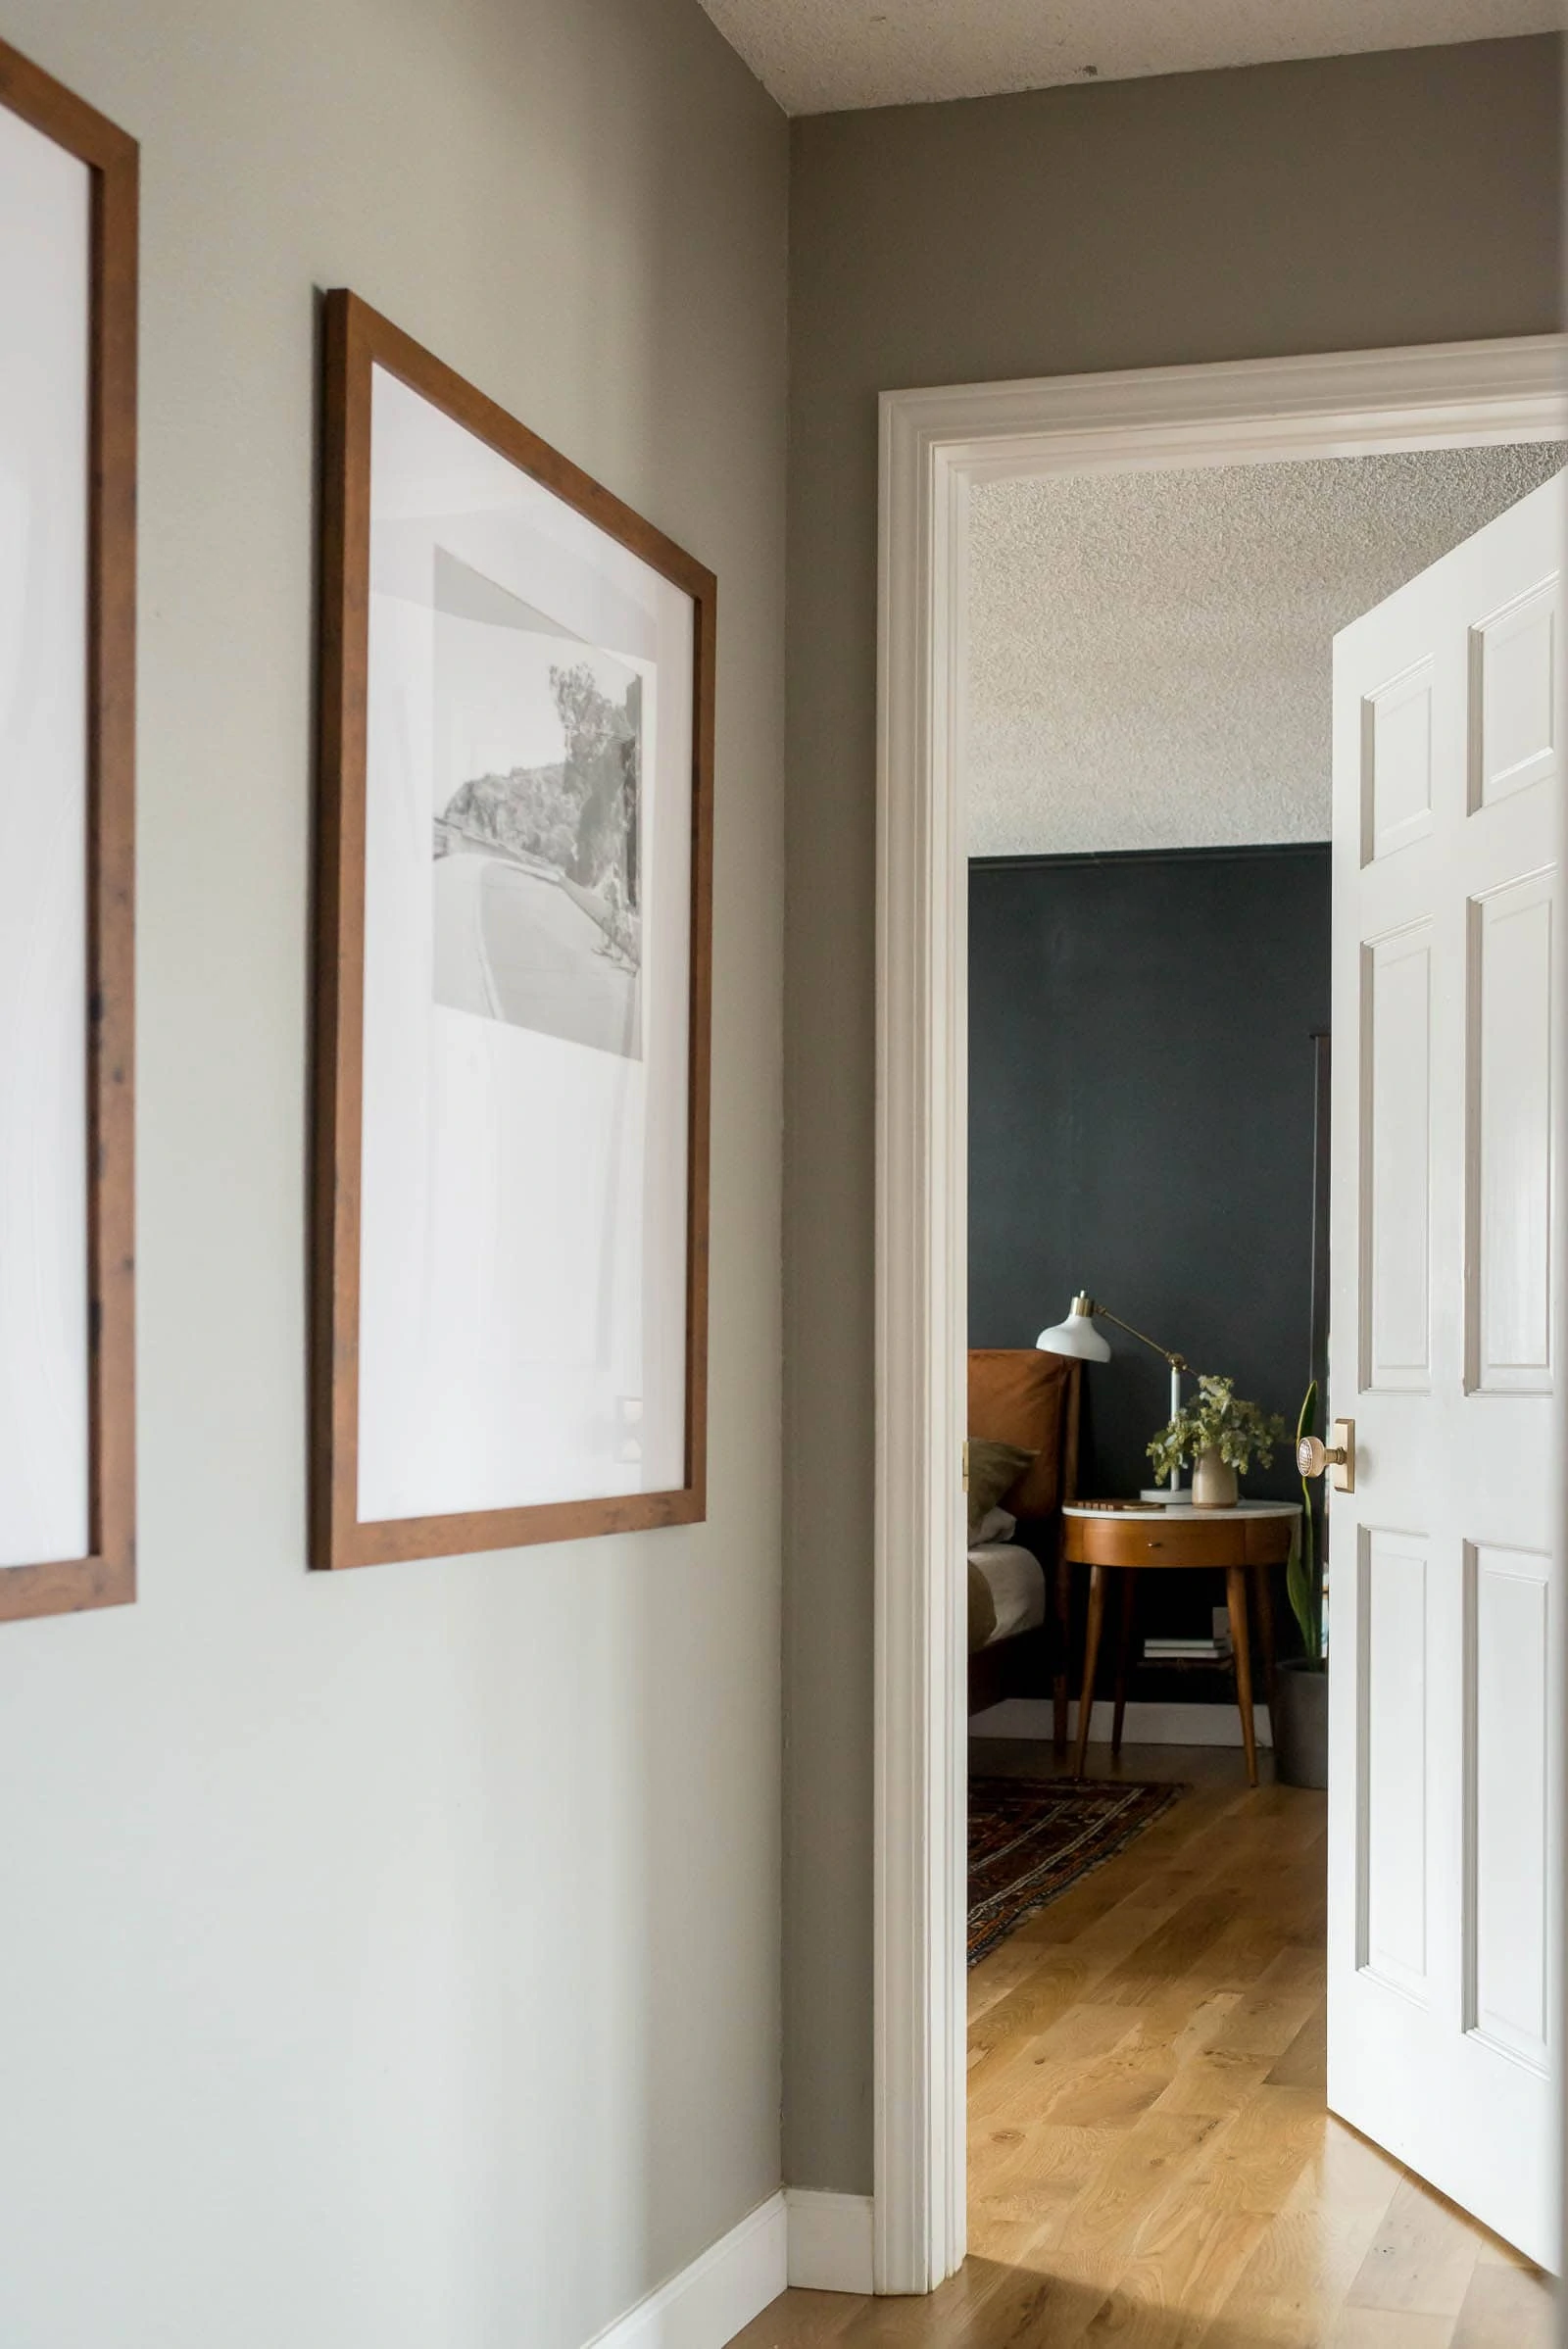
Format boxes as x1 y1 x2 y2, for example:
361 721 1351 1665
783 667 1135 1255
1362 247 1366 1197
1298 1419 1355 1493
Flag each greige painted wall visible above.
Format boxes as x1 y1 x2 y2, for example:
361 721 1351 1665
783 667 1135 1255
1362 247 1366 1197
0 3 786 2343
784 36 1564 2192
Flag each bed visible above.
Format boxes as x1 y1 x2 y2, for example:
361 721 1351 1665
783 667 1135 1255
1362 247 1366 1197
966 1347 1081 1722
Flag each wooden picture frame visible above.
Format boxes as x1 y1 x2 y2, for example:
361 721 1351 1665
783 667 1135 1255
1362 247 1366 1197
0 39 136 1625
313 292 714 1571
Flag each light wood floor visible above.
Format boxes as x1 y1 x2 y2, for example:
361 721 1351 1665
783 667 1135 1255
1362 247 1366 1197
735 1741 1553 2349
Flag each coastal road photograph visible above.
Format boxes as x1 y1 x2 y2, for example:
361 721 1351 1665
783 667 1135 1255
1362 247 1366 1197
433 840 641 1057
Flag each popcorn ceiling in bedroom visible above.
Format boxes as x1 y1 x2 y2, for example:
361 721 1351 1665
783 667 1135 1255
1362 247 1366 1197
966 442 1564 859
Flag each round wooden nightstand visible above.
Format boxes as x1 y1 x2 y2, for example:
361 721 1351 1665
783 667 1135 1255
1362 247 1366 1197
1061 1500 1301 1786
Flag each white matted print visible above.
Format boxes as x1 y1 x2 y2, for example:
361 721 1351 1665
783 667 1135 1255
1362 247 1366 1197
316 308 714 1566
0 101 90 1570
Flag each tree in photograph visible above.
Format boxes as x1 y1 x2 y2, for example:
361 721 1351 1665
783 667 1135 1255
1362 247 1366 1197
435 660 643 969
551 661 641 908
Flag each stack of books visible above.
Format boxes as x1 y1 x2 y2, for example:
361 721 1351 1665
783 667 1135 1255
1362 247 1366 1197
1143 1608 1234 1666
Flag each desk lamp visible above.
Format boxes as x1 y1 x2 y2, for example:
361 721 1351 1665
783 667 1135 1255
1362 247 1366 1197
1036 1292 1192 1502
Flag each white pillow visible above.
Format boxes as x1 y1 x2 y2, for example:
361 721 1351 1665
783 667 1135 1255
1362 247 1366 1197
974 1506 1016 1545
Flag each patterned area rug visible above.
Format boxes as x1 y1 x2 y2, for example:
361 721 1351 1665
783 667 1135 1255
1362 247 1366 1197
968 1777 1185 1967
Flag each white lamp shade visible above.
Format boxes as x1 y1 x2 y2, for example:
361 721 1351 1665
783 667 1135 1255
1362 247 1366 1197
1035 1297 1111 1363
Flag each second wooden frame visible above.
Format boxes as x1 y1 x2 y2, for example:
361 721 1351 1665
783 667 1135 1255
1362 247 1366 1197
313 292 714 1573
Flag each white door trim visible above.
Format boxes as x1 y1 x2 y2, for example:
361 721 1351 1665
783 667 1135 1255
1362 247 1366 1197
873 332 1568 2294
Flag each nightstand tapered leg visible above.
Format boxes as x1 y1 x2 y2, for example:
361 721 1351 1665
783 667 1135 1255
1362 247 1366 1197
1227 1563 1258 1787
1111 1569 1137 1758
1073 1566 1106 1781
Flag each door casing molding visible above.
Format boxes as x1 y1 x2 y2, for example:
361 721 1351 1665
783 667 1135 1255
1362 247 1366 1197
873 333 1568 2292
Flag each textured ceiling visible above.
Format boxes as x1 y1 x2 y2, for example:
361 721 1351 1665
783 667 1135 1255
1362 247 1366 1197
697 0 1563 114
966 444 1565 858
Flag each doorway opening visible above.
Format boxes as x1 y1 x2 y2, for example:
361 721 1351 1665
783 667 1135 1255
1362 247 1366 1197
871 340 1568 2308
962 443 1560 2342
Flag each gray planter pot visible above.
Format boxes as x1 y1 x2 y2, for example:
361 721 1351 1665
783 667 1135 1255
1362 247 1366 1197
1272 1659 1328 1788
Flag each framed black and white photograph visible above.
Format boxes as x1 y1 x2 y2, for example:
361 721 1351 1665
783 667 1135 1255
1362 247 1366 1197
313 292 713 1570
0 37 136 1625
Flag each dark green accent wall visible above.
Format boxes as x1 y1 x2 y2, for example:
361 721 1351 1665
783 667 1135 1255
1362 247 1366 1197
968 846 1331 1512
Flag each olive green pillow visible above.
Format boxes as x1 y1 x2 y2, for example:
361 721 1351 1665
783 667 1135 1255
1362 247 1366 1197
966 1438 1036 1545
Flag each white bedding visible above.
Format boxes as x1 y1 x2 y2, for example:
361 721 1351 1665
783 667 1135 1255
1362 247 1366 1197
968 1541 1045 1646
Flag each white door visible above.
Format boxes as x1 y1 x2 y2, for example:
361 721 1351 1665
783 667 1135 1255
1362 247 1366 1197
1327 472 1562 2265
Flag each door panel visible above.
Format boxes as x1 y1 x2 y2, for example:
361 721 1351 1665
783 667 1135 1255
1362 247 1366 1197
1359 1529 1430 2001
1468 1542 1550 2071
1470 576 1558 809
1362 927 1434 1389
1363 658 1436 859
1468 871 1554 1392
1329 471 1562 2268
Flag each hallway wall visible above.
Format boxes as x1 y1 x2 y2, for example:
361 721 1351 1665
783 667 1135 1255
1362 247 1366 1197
0 4 788 2343
783 34 1564 2193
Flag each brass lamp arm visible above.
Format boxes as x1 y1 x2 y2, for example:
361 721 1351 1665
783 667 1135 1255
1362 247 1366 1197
1080 1297 1190 1375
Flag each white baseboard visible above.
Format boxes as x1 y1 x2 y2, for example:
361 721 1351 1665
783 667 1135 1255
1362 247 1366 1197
584 2192 787 2349
785 2189 875 2292
970 1697 1274 1749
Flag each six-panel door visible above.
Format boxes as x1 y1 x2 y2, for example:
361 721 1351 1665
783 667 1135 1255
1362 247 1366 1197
1328 473 1561 2265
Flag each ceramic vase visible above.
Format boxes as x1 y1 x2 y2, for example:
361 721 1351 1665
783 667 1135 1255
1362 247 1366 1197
1192 1446 1239 1507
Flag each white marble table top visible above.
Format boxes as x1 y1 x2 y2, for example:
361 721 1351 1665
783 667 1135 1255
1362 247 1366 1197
1062 1499 1302 1522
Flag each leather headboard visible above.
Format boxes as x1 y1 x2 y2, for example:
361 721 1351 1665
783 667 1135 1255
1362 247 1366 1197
967 1348 1079 1520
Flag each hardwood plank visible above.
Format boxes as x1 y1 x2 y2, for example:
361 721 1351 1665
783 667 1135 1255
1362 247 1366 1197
728 2289 870 2348
1085 2203 1280 2345
1326 2313 1456 2348
1174 2082 1328 2220
1024 2104 1235 2281
1447 2256 1557 2346
970 2122 1119 2260
1199 2119 1406 2347
969 1997 1146 2129
1345 2178 1486 2320
1265 1996 1328 2091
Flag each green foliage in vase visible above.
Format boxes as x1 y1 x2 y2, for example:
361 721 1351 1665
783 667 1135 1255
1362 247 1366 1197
1147 1374 1287 1485
1287 1379 1326 1669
